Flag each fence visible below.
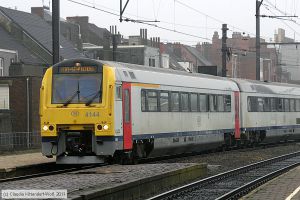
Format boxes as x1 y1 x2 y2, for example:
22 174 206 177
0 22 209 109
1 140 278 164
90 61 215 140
0 132 41 152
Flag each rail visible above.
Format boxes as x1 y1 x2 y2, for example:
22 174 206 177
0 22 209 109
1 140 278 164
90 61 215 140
147 151 300 200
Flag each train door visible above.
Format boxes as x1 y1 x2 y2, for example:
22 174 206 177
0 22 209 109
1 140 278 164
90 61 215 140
122 82 132 150
234 91 241 139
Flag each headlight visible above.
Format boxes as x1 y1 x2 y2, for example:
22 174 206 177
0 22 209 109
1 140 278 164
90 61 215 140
43 125 48 131
103 124 109 130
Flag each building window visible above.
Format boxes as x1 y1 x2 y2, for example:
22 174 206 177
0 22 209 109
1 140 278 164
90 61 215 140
0 85 9 109
0 58 4 76
149 58 155 67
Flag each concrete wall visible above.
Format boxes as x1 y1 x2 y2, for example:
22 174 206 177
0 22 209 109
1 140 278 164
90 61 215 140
280 45 300 81
144 46 160 67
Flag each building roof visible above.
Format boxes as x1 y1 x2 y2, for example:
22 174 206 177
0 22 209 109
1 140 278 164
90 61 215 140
0 26 44 65
184 45 212 66
163 44 186 71
88 23 110 39
0 6 84 61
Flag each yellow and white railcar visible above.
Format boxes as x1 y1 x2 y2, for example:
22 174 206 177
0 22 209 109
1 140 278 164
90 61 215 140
40 58 240 164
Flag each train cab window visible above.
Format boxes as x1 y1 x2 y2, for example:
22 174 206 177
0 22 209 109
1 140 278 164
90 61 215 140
284 99 290 112
171 92 179 111
141 90 146 111
296 99 300 111
290 99 295 112
190 93 198 112
180 93 189 112
217 95 224 112
160 92 169 112
147 91 158 111
224 95 231 112
199 94 208 112
209 95 218 112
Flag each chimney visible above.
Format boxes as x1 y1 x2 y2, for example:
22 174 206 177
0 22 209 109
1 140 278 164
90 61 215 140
145 29 148 45
31 7 44 19
158 37 160 48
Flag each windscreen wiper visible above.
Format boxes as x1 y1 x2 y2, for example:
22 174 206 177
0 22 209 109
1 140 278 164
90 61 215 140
63 90 80 106
85 90 101 106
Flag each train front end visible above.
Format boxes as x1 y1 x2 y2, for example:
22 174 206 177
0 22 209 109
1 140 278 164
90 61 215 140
40 59 117 164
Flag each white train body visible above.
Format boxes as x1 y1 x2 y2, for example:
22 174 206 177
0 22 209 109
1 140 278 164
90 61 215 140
41 59 300 164
234 79 300 143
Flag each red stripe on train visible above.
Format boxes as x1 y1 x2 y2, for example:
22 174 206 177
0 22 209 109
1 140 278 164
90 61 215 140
234 91 241 139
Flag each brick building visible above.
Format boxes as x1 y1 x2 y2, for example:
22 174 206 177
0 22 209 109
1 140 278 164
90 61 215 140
0 76 41 133
197 31 278 81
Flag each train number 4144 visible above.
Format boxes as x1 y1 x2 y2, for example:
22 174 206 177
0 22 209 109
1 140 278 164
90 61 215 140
85 112 100 117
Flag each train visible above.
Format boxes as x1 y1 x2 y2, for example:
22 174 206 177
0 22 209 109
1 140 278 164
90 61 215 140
40 58 300 164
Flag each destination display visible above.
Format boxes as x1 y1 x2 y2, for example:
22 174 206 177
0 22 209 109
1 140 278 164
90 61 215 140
58 66 98 73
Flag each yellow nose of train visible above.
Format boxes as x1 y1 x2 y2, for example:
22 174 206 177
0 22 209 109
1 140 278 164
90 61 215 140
40 58 116 164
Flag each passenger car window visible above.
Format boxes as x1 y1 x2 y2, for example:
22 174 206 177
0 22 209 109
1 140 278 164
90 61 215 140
124 89 130 122
171 92 179 111
296 99 300 111
284 99 290 112
147 91 158 111
181 93 189 111
290 99 295 112
224 95 231 112
141 90 146 111
209 95 218 112
160 92 169 112
199 94 208 112
190 93 198 112
217 95 224 112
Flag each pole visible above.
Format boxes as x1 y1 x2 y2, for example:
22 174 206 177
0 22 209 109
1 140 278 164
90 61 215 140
26 77 30 148
256 0 263 80
221 24 228 77
52 0 60 64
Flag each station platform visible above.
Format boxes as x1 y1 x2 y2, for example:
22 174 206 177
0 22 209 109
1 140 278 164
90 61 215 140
243 166 300 200
0 152 54 172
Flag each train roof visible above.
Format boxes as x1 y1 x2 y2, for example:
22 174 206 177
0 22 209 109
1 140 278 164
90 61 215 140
232 78 300 96
100 60 239 91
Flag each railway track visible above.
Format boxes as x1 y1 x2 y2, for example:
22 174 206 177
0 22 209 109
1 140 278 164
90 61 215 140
147 151 300 200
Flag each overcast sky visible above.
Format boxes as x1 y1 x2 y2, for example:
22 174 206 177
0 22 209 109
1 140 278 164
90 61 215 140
2 0 300 45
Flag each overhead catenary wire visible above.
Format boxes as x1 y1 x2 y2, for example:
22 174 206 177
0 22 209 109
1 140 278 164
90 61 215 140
263 3 300 39
78 0 220 31
66 0 212 41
